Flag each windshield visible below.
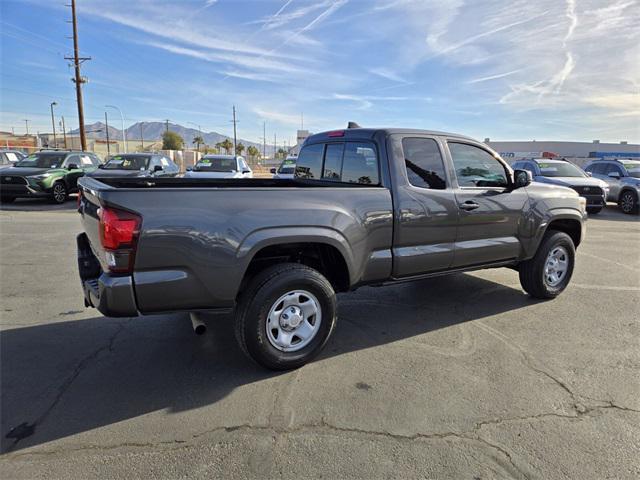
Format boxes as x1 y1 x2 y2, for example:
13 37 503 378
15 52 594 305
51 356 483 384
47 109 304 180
536 161 585 177
621 161 640 178
16 153 66 169
278 159 296 174
104 155 150 170
195 157 237 172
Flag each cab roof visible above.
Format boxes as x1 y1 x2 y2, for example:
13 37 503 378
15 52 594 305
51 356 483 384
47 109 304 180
306 127 478 144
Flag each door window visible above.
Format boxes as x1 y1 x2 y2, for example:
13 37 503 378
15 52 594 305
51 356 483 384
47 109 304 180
605 163 623 176
80 155 94 166
402 138 447 189
322 143 344 180
449 143 508 188
64 155 80 168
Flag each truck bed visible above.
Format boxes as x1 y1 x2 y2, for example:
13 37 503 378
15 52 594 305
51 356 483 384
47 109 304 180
77 176 394 315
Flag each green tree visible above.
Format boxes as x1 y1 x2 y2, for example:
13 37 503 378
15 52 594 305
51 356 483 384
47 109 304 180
216 139 233 154
162 131 184 150
192 135 204 152
246 145 260 161
277 147 287 160
235 142 245 156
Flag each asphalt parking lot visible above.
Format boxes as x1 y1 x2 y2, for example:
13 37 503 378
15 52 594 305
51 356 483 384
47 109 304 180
0 199 638 479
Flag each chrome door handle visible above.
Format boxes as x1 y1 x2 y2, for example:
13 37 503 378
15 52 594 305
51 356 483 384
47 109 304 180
459 201 480 211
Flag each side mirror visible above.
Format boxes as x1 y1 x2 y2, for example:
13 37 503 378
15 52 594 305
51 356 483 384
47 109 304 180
270 168 276 174
153 165 163 172
67 163 79 170
513 169 532 188
98 164 105 169
242 170 251 174
608 171 620 178
585 171 592 177
186 166 193 171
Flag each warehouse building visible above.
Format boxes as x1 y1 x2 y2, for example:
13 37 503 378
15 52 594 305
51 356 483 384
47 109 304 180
485 139 640 166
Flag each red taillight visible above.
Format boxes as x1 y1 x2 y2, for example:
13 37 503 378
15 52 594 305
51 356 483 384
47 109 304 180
327 130 344 137
99 206 141 250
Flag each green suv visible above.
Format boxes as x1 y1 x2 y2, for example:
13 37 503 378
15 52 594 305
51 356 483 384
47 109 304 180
0 150 101 204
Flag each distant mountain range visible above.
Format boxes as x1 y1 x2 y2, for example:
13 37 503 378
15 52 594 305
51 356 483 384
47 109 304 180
70 121 276 155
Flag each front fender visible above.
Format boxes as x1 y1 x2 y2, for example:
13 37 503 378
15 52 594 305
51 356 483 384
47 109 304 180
524 207 586 258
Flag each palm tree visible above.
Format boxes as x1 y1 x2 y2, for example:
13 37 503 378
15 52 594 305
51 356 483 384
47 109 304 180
192 135 204 152
217 139 233 154
235 142 245 156
247 145 260 161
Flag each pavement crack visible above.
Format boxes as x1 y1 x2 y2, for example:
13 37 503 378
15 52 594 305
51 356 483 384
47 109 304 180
3 320 132 453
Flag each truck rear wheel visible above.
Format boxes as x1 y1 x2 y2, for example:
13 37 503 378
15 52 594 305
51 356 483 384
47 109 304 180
518 231 575 299
235 263 337 370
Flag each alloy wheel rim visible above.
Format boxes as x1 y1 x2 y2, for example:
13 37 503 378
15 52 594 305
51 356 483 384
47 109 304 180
544 246 569 287
266 290 321 352
53 184 65 202
621 193 634 212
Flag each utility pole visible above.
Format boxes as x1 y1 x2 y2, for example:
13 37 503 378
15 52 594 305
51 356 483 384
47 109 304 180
23 119 30 135
140 123 144 150
301 112 304 130
231 105 237 156
50 102 57 148
61 116 68 149
65 0 91 151
274 132 277 160
164 119 170 133
263 121 266 159
105 111 110 157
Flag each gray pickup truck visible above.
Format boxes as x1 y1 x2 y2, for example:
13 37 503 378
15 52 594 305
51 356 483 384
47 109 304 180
77 126 587 369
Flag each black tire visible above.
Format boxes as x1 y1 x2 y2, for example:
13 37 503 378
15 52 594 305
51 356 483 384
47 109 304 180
50 182 68 204
0 196 15 204
619 190 639 215
519 231 575 299
586 206 602 214
235 263 337 370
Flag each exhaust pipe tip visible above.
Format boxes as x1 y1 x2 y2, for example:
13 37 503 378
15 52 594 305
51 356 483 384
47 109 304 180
190 313 207 335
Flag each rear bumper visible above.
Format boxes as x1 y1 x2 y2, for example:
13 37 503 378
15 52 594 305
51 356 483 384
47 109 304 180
77 233 138 317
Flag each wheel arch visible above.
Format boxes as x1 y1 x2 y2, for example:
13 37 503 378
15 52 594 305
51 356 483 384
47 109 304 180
237 228 354 295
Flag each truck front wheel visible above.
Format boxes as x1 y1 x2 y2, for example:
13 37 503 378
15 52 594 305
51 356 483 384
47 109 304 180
235 263 337 370
518 231 575 299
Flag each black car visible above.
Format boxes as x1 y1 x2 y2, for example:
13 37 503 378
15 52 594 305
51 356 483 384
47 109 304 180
88 153 180 178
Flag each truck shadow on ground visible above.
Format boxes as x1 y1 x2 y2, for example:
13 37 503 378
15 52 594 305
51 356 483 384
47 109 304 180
1 272 537 454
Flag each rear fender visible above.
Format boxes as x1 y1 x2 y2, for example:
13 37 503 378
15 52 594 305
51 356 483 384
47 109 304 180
237 227 355 284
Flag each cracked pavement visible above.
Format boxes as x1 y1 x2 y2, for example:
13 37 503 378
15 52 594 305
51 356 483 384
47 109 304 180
1 201 639 479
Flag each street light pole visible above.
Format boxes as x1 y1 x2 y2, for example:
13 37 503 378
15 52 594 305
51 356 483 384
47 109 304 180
60 116 68 149
105 105 127 152
50 102 57 148
104 111 110 157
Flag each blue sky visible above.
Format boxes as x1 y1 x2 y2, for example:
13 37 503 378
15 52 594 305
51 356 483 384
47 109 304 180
1 0 638 144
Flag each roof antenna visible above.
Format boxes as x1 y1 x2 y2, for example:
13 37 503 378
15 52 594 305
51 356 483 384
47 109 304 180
347 121 361 129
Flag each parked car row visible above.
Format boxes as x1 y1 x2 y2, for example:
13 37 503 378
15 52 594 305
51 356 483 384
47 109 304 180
512 157 639 215
2 148 637 216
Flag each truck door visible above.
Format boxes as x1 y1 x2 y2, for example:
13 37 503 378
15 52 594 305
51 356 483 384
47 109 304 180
389 135 459 277
446 141 528 267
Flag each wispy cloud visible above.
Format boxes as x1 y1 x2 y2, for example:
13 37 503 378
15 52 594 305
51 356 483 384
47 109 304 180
369 68 409 84
466 69 523 84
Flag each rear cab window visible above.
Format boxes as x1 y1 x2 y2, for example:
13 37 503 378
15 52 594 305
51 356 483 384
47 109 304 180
296 141 380 185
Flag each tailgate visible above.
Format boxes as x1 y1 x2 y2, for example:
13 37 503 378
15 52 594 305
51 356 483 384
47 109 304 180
77 177 110 271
